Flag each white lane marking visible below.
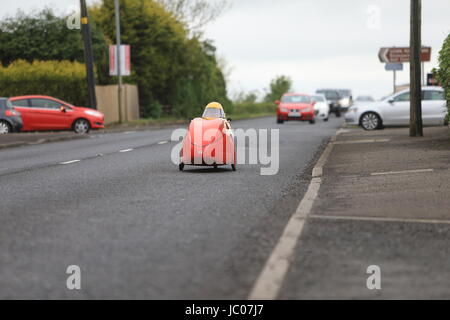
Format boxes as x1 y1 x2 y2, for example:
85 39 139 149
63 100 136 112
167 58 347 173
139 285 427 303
60 160 81 165
333 139 390 145
158 141 169 145
310 214 450 225
119 148 134 153
248 178 322 300
248 130 339 300
371 169 434 176
123 131 137 134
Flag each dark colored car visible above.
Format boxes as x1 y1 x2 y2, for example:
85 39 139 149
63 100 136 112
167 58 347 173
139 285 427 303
0 98 23 134
315 89 342 117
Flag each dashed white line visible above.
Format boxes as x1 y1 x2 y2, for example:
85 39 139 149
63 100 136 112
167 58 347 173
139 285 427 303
60 160 81 165
158 141 169 145
371 169 434 176
119 148 134 153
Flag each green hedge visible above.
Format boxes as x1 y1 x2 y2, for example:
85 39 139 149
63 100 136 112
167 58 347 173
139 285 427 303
436 33 450 120
229 102 276 115
0 60 88 106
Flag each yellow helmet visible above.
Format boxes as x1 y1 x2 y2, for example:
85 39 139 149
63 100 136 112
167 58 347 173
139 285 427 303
203 102 225 119
205 102 224 110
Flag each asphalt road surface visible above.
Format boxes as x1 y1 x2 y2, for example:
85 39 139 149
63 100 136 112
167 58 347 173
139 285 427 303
0 116 342 299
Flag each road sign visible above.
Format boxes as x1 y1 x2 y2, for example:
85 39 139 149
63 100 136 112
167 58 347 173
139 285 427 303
109 45 131 76
378 47 431 63
385 63 403 71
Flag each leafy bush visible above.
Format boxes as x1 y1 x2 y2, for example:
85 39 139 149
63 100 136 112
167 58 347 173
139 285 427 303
230 102 275 116
436 33 450 120
0 60 89 106
0 9 110 85
92 0 230 118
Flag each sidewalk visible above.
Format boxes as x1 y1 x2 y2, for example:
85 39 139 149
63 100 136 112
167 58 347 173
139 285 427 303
313 126 450 220
282 125 450 299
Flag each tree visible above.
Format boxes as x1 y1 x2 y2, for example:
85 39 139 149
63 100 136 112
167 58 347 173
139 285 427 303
264 76 293 102
0 8 110 85
92 0 230 118
156 0 230 36
435 33 450 122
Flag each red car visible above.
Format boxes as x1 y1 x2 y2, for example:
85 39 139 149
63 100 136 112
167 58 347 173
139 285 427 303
10 95 105 134
276 93 316 124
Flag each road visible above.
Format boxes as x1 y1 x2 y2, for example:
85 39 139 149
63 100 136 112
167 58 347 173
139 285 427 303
0 116 342 299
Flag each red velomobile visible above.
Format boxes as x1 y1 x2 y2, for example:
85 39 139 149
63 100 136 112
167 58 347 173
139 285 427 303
10 95 105 134
179 102 237 172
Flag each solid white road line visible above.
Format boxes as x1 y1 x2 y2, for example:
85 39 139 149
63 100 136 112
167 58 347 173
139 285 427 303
158 141 169 145
119 149 134 153
371 169 434 176
248 130 339 300
60 160 81 165
309 214 450 225
248 177 322 300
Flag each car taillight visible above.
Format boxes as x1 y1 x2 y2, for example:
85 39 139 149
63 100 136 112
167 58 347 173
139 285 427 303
5 110 19 116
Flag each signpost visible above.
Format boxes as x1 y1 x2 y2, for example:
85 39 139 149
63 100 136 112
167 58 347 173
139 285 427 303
378 46 431 63
385 63 404 93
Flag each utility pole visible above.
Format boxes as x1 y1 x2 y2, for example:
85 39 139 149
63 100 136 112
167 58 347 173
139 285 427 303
393 70 397 94
80 0 97 109
410 0 423 137
114 0 123 124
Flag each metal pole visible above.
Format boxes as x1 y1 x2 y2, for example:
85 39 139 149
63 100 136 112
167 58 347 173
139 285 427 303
410 0 423 137
80 0 97 109
114 0 123 123
393 70 397 94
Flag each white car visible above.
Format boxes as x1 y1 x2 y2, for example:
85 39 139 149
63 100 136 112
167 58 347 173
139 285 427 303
345 87 447 131
312 94 330 121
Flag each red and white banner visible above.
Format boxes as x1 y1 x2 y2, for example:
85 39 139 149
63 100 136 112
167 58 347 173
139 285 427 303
109 45 131 76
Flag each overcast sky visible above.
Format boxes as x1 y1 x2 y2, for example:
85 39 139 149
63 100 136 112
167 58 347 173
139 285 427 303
1 0 449 99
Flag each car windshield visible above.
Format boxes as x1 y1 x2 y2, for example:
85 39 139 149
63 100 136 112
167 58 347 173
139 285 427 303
338 90 351 97
282 95 311 103
317 91 339 99
203 108 225 119
312 95 325 102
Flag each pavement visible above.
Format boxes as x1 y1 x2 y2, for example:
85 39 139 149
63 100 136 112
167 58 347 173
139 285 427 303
280 125 450 299
1 117 449 300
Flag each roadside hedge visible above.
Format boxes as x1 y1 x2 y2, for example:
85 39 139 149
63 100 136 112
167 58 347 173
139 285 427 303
229 102 275 116
436 33 450 120
0 60 88 106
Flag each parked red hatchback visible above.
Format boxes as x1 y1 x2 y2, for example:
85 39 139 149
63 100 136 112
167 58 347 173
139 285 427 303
276 93 316 124
10 95 105 134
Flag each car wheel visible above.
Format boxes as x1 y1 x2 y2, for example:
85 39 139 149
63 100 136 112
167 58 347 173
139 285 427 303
73 119 90 134
277 118 284 124
231 164 237 171
309 119 316 124
179 163 185 171
0 121 11 134
335 109 342 118
324 118 329 122
360 112 381 131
